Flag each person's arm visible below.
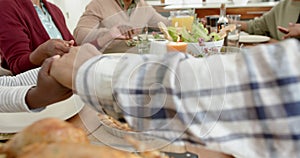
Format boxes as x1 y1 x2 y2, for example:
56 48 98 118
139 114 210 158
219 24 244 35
107 39 300 158
137 1 170 28
0 57 72 112
50 39 300 157
73 0 110 45
0 2 37 74
0 1 73 74
26 56 72 110
238 2 278 35
29 39 74 66
0 68 39 86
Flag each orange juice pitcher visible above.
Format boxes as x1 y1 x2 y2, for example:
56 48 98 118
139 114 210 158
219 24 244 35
170 10 195 31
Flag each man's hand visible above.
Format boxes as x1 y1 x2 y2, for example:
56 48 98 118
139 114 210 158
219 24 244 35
29 39 74 66
26 56 73 110
50 44 100 90
278 23 300 39
110 24 140 40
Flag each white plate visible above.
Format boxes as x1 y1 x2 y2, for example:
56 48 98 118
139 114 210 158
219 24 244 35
239 35 270 43
0 95 84 133
133 34 164 41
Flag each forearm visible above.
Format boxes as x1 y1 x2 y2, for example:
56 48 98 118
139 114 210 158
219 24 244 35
0 68 39 86
0 10 37 74
0 86 36 112
75 39 300 157
75 55 121 118
73 26 110 45
29 48 48 66
25 86 59 110
3 52 37 75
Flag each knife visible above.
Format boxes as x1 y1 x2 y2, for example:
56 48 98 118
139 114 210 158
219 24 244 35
164 151 198 158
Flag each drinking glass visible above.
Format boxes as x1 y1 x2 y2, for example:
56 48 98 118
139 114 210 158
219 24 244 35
227 14 241 47
137 25 150 54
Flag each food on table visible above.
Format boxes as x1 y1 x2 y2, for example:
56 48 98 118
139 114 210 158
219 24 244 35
167 22 223 43
0 118 169 158
98 113 132 131
157 22 173 41
17 143 142 158
218 24 236 39
1 118 88 158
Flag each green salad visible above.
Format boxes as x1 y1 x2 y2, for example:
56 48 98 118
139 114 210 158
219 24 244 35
167 22 222 43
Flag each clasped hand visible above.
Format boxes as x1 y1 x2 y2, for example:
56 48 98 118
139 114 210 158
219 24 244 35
30 39 74 66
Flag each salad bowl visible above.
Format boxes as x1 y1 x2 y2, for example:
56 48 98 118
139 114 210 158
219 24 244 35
187 38 224 56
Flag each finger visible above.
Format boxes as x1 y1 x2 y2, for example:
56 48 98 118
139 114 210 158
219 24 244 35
277 26 289 34
40 56 56 75
282 33 290 39
56 43 71 53
120 25 128 35
125 31 131 39
55 50 67 56
128 31 132 39
67 40 75 47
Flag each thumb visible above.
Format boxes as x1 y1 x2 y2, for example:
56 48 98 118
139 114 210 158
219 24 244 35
68 40 75 47
40 55 60 75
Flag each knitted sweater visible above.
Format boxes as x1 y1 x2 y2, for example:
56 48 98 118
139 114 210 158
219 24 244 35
0 0 74 74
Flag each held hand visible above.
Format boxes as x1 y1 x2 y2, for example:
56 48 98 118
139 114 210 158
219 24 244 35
93 25 140 50
278 23 300 39
26 56 73 110
29 39 74 66
50 44 100 90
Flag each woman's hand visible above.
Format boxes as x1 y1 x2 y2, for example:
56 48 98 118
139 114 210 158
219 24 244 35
29 39 74 66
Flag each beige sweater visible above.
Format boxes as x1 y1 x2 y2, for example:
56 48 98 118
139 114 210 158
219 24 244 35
74 0 170 53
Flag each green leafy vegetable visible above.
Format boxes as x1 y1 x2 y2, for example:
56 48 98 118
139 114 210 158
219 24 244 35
209 32 222 41
167 27 179 42
166 21 223 42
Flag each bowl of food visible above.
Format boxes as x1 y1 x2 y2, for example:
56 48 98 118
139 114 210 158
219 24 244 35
165 22 225 56
187 38 224 56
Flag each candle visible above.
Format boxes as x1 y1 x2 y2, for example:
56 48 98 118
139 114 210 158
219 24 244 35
167 42 188 53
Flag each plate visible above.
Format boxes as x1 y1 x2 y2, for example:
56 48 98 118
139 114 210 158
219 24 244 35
239 35 270 43
132 34 164 41
0 95 84 133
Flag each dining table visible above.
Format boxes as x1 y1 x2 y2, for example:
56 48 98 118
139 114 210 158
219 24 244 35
0 36 279 158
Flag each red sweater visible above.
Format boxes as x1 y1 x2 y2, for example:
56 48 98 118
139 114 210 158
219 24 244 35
0 0 74 74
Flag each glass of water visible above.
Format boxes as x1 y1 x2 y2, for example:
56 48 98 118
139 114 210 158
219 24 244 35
227 14 241 47
137 25 150 54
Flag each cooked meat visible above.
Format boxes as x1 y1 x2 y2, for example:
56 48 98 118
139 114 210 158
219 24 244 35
2 118 88 158
1 118 168 158
18 142 142 158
